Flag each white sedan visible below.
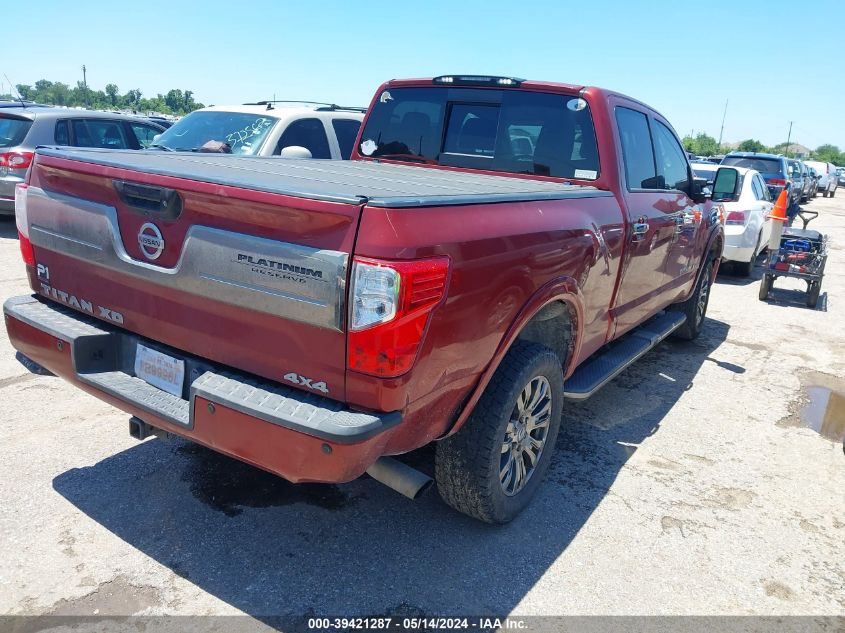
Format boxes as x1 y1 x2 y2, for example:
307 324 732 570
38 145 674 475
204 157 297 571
692 162 774 276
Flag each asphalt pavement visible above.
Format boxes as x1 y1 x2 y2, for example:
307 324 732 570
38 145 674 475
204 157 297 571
0 192 843 624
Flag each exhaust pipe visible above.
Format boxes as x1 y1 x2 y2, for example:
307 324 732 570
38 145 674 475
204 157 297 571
366 457 434 500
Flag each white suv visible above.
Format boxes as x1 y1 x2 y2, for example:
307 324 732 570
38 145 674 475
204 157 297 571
149 101 364 159
804 160 838 198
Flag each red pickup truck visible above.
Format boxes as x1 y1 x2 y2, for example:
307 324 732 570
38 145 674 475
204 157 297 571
4 75 723 523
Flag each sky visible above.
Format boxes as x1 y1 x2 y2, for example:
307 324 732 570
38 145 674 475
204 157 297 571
4 0 842 149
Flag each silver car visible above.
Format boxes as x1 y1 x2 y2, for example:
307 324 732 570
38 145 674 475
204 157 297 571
0 105 165 215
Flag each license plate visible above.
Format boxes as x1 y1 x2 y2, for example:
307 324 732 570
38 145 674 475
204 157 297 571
134 343 185 397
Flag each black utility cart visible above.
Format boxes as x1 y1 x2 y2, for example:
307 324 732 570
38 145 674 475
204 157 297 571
759 210 828 308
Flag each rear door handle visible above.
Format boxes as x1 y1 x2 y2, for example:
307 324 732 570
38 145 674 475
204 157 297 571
632 221 649 241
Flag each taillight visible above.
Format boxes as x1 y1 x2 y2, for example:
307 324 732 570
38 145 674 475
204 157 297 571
767 178 786 187
725 211 747 225
348 256 450 377
0 151 34 171
15 183 35 266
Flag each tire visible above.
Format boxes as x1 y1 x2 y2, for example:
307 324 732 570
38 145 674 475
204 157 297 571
759 273 773 301
807 281 820 308
736 254 754 278
737 233 762 278
830 188 836 198
823 191 829 198
435 341 564 524
671 258 713 340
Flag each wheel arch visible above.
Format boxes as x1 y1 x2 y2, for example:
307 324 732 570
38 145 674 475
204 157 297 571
443 276 584 438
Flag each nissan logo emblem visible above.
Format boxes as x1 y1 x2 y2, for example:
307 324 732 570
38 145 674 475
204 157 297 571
138 223 165 260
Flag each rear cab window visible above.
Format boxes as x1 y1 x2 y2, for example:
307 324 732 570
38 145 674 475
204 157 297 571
331 119 362 159
0 116 33 148
692 166 716 183
722 156 784 177
358 86 600 180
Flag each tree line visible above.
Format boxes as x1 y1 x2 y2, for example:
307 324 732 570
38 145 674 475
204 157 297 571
0 79 205 115
682 132 845 165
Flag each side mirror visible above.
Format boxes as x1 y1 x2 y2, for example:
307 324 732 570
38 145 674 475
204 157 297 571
279 145 313 159
712 167 741 202
690 177 709 203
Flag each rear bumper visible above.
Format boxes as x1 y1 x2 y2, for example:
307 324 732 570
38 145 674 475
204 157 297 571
722 243 755 263
3 295 402 483
722 225 759 262
0 174 21 213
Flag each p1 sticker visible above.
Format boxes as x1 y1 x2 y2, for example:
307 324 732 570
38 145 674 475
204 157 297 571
574 169 597 179
360 139 377 156
567 98 588 112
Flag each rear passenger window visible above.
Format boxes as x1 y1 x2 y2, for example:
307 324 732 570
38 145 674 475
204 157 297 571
130 122 162 149
751 175 762 200
331 119 361 159
755 175 771 201
54 120 69 145
275 118 331 159
616 107 657 189
72 119 130 149
652 121 690 192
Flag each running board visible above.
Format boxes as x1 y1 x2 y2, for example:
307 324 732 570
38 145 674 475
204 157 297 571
564 311 687 400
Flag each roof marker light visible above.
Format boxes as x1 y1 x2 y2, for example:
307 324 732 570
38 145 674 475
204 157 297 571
433 75 524 87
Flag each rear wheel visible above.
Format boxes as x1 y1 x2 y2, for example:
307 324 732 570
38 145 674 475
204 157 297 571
823 190 829 198
807 281 821 308
672 258 713 340
736 255 754 278
435 341 564 523
737 233 762 278
759 274 773 301
830 188 836 198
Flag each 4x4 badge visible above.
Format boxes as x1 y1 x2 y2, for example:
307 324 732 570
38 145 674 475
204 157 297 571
138 223 164 260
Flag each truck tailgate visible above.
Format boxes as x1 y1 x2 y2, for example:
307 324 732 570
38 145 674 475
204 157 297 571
23 147 590 406
26 150 360 401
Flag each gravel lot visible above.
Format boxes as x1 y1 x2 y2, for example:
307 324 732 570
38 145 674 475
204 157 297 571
0 193 843 624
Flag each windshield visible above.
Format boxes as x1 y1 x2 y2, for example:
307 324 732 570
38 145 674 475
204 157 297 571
0 116 33 148
153 111 278 154
722 156 782 175
358 86 600 179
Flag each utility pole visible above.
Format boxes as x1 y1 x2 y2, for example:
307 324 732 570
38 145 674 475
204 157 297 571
717 99 728 150
82 65 89 108
785 121 793 157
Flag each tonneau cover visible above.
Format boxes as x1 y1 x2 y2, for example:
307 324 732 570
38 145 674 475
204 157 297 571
35 147 610 208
